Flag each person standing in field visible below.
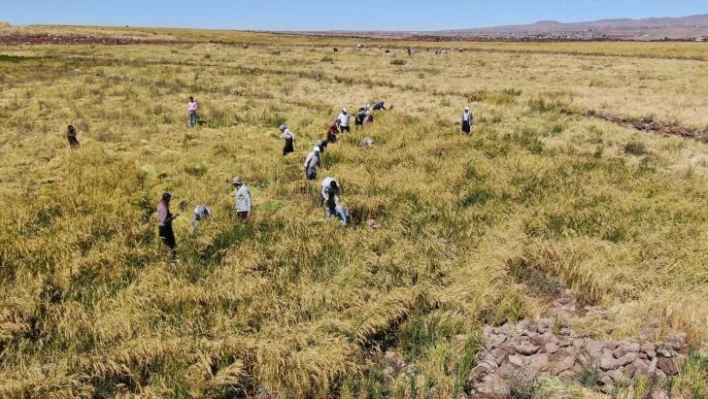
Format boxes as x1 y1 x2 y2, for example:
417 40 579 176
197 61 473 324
304 146 321 180
229 176 252 220
66 125 79 148
279 124 295 156
187 96 198 127
157 192 179 251
461 106 474 134
337 108 350 133
192 205 212 232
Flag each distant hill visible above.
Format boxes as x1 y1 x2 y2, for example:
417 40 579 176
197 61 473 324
434 14 708 40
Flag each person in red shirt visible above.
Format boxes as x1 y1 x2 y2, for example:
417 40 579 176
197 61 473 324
327 121 338 143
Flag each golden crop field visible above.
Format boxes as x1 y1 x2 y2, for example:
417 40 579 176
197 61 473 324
1 26 708 398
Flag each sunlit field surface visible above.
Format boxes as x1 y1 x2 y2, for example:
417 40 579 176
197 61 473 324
1 26 708 398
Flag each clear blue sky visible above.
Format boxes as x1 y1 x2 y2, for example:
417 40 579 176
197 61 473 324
3 1 706 31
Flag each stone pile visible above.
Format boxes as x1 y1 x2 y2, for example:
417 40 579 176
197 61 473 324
586 110 708 143
469 318 688 396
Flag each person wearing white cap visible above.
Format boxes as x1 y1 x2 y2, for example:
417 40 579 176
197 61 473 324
304 146 321 180
229 176 252 220
192 205 212 231
337 108 350 133
279 124 295 156
461 106 474 134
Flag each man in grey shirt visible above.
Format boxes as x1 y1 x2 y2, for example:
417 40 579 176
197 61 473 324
230 176 252 220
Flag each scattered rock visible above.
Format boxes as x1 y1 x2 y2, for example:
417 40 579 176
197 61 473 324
657 358 679 376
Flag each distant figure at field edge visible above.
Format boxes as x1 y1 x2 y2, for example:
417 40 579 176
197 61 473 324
229 176 252 220
187 96 198 127
192 205 212 232
279 124 295 156
337 108 351 133
157 192 178 252
304 146 321 180
66 125 79 148
461 106 474 134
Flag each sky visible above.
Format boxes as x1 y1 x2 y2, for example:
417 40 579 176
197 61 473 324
2 1 707 31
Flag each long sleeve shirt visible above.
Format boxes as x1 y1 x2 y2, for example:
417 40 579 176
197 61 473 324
157 201 174 226
461 110 473 124
304 151 320 169
235 185 252 212
337 113 350 127
280 129 295 140
187 101 198 112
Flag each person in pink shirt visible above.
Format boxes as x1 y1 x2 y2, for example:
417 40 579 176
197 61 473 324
187 96 198 127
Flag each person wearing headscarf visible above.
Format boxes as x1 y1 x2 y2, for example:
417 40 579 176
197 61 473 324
279 124 295 156
304 147 321 180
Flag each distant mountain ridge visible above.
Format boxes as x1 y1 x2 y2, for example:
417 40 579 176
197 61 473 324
443 14 708 34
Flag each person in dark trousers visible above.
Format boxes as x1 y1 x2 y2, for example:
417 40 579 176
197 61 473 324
461 106 474 134
373 101 387 111
187 96 198 127
337 109 350 133
327 121 338 143
157 192 178 251
230 177 252 220
67 125 79 148
279 124 295 156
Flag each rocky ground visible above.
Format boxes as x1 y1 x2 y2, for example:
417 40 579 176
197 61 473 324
587 110 708 143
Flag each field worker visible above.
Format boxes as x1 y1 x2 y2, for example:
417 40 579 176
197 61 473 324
321 177 341 202
373 101 387 111
327 121 339 143
358 137 374 148
279 124 295 156
228 177 252 220
324 189 349 226
66 125 79 148
304 146 321 180
363 109 374 125
187 96 198 127
157 192 179 251
461 106 474 134
337 109 350 133
314 138 329 153
192 205 212 231
355 108 367 127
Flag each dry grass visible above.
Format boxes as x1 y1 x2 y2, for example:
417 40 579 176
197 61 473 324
1 28 708 398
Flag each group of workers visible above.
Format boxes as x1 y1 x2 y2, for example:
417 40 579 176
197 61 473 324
64 95 474 255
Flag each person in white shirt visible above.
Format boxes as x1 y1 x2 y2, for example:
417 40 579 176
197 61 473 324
337 109 351 133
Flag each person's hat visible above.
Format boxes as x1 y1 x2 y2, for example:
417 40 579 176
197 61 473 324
342 108 347 113
465 106 470 111
231 176 243 185
313 146 321 153
161 192 172 201
279 124 287 131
